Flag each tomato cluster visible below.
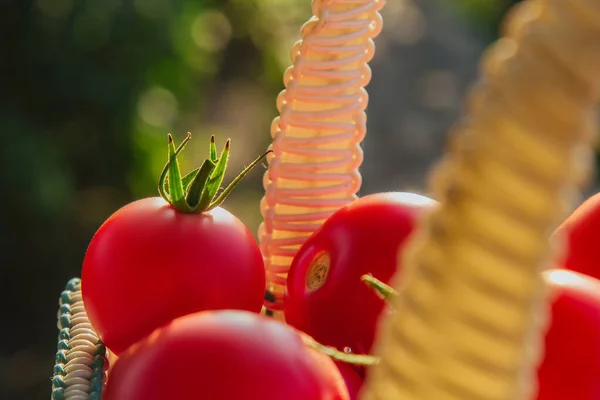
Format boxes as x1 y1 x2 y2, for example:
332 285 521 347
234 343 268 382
282 191 600 400
79 134 600 399
81 135 359 399
283 191 600 399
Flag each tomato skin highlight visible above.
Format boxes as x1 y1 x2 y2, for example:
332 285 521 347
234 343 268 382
552 192 600 280
103 310 350 400
537 270 600 400
284 192 436 353
81 197 266 355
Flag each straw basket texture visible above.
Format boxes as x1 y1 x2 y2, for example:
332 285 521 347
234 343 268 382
50 0 600 398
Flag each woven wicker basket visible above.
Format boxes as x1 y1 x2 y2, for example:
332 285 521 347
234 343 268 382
50 0 600 398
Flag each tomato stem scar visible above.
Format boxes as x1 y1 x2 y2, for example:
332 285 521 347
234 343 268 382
306 252 331 291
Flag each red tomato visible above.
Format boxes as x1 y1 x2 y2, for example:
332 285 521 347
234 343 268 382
82 197 266 354
537 269 600 399
334 361 364 400
103 310 350 400
552 192 600 280
284 192 437 353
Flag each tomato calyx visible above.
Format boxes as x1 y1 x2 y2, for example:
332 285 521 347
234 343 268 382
158 133 271 213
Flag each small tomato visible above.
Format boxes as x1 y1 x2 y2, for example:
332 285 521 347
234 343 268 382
284 192 437 353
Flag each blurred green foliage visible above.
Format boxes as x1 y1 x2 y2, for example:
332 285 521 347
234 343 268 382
0 0 311 398
0 0 519 398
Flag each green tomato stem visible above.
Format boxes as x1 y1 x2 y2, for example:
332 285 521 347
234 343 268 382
301 333 380 366
361 274 398 301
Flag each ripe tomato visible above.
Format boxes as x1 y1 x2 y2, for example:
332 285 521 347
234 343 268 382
82 197 266 354
537 270 600 399
82 134 269 354
103 310 350 400
284 192 437 354
334 361 364 400
552 192 600 280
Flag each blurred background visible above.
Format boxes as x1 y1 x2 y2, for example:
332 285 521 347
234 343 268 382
0 0 547 398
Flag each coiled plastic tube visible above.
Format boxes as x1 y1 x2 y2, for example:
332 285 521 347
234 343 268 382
362 1 600 399
51 278 108 400
259 0 385 312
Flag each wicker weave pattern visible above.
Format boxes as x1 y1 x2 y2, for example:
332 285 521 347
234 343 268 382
52 278 108 400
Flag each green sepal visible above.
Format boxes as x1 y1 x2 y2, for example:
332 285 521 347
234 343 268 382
181 168 200 192
164 168 201 197
301 332 380 366
158 132 191 202
206 148 272 211
209 135 218 163
362 274 398 301
195 139 230 211
166 134 192 212
157 132 271 214
186 159 216 208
